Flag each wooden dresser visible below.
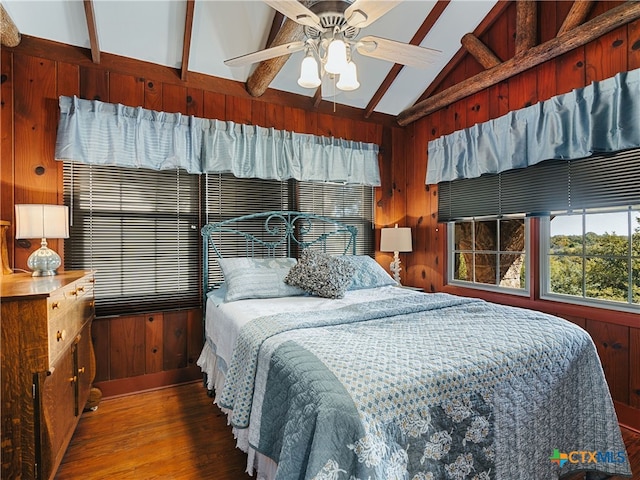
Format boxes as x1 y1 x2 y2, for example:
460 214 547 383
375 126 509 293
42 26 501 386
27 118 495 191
1 271 96 480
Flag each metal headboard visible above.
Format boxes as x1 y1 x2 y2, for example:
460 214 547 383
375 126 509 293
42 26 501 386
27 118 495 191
201 211 357 295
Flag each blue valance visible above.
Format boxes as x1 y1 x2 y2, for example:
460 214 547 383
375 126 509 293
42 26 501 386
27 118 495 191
426 68 640 184
201 120 380 185
55 96 381 186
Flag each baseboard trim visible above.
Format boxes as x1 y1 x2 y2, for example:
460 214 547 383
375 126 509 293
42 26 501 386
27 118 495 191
615 401 640 433
94 366 203 399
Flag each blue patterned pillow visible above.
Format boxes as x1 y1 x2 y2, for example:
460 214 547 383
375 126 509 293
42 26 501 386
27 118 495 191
218 257 305 302
341 255 397 290
285 250 355 299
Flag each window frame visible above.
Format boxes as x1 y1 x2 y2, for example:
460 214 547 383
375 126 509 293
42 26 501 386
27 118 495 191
446 215 530 296
63 163 202 317
540 207 640 314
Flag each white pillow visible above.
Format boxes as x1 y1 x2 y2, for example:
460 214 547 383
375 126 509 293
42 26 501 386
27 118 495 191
217 257 305 302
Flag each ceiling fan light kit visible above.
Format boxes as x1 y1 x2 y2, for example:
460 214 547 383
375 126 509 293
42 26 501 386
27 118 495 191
336 61 359 91
298 51 322 88
324 37 349 74
226 0 442 95
297 31 359 92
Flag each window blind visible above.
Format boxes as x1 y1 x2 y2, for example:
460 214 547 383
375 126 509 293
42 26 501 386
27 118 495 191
296 181 375 255
65 166 375 314
203 175 374 284
204 173 291 286
63 162 201 316
438 148 640 221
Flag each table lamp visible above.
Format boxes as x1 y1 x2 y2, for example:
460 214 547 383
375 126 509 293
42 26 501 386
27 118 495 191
15 204 69 276
380 224 412 285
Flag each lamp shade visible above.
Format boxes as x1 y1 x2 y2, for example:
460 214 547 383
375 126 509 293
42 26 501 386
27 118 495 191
15 204 69 239
380 226 412 252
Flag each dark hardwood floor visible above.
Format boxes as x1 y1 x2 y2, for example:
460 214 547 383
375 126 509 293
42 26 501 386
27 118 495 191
55 381 251 479
56 381 639 479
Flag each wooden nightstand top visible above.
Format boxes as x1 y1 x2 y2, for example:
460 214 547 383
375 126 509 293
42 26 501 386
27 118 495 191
0 270 94 300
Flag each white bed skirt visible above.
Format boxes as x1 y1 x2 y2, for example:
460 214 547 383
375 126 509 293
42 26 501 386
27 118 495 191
197 343 278 480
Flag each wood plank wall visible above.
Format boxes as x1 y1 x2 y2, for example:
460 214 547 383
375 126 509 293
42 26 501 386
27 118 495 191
393 1 640 430
0 43 387 397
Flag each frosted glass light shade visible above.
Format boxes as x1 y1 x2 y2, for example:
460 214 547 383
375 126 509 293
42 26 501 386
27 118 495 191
298 54 321 88
380 226 412 253
336 61 359 91
325 39 349 74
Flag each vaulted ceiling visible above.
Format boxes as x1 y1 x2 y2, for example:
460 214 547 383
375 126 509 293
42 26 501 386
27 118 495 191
2 1 639 126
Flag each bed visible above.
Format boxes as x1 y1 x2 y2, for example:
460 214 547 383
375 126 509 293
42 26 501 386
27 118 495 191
197 211 631 480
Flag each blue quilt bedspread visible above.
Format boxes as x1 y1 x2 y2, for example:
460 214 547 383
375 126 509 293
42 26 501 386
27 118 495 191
219 292 631 480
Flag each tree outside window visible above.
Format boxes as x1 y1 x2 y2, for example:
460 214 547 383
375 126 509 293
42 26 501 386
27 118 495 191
546 207 640 308
450 217 527 292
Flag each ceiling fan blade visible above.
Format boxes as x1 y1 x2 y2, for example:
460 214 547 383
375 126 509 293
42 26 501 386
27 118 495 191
356 35 441 69
344 0 403 28
261 0 323 30
224 41 306 67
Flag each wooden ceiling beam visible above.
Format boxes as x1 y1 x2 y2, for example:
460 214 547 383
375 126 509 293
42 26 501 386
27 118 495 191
414 0 510 105
246 17 305 97
397 1 640 126
312 88 322 108
83 0 100 64
558 0 595 36
515 0 537 55
460 33 501 69
363 0 450 119
246 1 314 98
266 12 285 48
181 0 195 82
0 3 20 47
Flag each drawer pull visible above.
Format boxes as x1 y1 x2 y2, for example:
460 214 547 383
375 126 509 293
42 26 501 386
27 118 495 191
69 375 78 383
56 330 66 342
52 302 60 310
78 366 86 374
77 286 85 293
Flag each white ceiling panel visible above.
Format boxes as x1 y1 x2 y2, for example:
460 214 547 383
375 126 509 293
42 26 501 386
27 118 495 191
2 0 499 118
377 0 498 115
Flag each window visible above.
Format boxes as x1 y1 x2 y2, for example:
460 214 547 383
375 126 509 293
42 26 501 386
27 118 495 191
203 173 292 286
439 148 640 306
541 207 640 311
296 181 374 255
63 163 201 317
447 216 528 294
65 163 375 316
203 175 374 285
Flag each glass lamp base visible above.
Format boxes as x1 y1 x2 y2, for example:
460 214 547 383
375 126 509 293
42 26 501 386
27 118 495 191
27 246 61 277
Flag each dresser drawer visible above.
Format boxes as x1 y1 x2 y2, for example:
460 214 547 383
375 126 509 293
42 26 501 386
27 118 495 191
48 276 95 367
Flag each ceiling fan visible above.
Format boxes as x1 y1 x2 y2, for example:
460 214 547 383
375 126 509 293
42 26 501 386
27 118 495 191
224 0 442 93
